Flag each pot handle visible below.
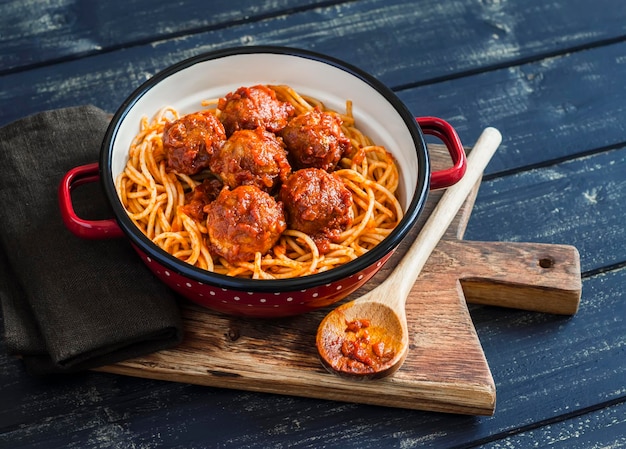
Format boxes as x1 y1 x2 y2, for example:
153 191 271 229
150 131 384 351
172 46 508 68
417 117 467 190
58 162 125 239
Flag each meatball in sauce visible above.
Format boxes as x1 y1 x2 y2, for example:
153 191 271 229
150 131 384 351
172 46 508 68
218 85 295 136
204 185 287 264
279 168 353 253
209 127 291 192
163 111 226 175
281 107 351 171
179 177 223 222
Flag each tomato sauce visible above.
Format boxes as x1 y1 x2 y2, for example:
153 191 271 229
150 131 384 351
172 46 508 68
325 318 397 374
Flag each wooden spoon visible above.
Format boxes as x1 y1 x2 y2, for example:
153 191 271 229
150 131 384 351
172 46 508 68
316 127 503 379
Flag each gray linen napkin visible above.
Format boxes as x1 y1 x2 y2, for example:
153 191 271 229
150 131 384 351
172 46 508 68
0 105 184 374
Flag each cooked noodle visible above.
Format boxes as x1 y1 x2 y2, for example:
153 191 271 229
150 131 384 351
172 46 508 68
116 85 403 279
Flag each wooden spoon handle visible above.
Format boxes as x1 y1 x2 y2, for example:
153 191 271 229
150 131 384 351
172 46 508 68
389 127 503 303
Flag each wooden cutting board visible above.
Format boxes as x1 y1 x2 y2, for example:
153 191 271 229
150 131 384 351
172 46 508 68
98 144 581 415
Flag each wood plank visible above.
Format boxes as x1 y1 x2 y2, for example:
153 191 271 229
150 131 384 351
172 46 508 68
3 0 626 82
1 55 623 449
2 25 626 177
1 0 625 446
399 43 626 175
456 267 626 447
476 401 626 449
465 146 626 273
0 0 331 73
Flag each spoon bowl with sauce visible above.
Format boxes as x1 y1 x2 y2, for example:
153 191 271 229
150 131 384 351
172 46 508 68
317 301 408 379
316 127 502 379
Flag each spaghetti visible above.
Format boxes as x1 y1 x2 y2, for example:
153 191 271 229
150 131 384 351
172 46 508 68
115 85 403 279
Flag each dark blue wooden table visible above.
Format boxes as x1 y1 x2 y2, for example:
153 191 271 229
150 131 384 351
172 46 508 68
1 1 625 447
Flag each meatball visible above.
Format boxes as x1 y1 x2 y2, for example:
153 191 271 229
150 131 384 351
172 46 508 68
280 108 351 171
163 111 226 175
279 168 353 252
218 85 295 136
209 127 291 192
179 177 223 222
204 185 287 264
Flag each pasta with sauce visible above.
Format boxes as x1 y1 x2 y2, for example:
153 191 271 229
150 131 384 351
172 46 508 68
115 84 403 279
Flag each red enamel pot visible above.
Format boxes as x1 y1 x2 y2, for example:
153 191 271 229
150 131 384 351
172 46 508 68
59 46 466 317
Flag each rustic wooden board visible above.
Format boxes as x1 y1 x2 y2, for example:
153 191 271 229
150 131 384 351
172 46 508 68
97 144 581 415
